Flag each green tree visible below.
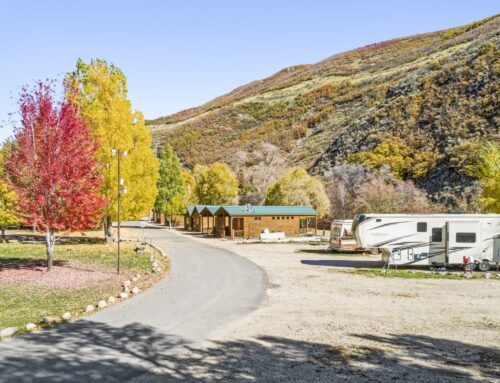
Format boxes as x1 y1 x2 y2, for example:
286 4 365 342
477 142 500 213
265 168 330 217
155 144 186 227
68 59 159 238
0 145 21 240
194 163 238 205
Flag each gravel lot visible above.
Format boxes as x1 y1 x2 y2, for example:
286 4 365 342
191 237 500 382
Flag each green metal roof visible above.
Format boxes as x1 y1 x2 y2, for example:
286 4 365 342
187 205 196 216
187 205 220 216
215 205 317 216
199 205 220 215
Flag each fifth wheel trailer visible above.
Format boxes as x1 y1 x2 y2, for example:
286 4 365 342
352 214 500 270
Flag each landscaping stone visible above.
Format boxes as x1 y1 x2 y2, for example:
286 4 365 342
132 276 138 282
108 296 116 304
98 300 107 308
483 272 491 279
62 312 72 321
85 305 95 313
123 280 132 287
132 286 140 294
25 323 37 332
42 316 58 324
119 291 129 299
134 274 141 279
462 272 473 279
0 327 18 339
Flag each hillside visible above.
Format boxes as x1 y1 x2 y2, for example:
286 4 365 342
147 15 499 204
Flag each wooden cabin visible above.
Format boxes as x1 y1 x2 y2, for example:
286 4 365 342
184 205 218 232
213 205 318 239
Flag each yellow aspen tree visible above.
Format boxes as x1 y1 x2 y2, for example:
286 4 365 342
67 59 159 237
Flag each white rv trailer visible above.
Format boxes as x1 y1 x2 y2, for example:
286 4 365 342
353 213 500 270
329 220 357 251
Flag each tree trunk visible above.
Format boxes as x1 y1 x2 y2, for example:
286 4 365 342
168 215 172 229
0 227 5 243
103 214 113 242
45 229 55 272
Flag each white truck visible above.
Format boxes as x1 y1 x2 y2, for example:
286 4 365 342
353 213 500 270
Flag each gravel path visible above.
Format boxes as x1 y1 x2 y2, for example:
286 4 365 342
0 223 267 382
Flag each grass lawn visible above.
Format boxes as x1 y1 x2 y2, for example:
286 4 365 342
332 268 499 280
0 242 169 333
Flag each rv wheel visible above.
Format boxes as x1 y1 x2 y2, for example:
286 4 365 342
464 263 475 272
478 261 490 272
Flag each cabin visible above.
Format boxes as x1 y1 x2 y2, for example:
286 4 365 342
184 204 317 239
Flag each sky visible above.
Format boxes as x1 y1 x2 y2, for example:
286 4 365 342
0 0 498 140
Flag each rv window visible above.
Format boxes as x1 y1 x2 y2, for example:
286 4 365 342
376 219 381 222
456 232 476 243
431 228 442 242
417 222 427 232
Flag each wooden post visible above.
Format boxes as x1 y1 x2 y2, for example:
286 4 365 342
315 216 318 236
200 214 203 234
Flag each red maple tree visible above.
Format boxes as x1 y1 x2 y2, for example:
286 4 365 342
5 81 107 271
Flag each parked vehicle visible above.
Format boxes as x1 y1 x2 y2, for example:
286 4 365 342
329 220 357 251
353 213 500 270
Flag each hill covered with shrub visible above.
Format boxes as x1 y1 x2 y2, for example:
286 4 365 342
147 15 499 206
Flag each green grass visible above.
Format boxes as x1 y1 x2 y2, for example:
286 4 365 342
333 268 496 280
0 242 169 332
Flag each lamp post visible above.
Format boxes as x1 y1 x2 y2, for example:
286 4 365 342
112 148 128 274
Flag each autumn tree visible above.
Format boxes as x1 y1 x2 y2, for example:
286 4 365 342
0 143 21 240
477 142 500 213
194 163 238 205
67 59 159 238
155 144 186 228
324 164 376 219
235 144 286 205
347 134 438 179
265 168 330 217
181 170 197 204
5 82 107 271
354 178 431 214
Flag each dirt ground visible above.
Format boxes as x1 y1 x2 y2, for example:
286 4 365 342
184 234 500 382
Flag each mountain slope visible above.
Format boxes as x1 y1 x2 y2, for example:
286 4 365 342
147 15 499 202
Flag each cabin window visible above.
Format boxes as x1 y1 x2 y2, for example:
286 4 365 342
272 217 275 220
376 219 382 222
456 232 476 243
417 222 427 232
291 216 294 219
431 228 442 242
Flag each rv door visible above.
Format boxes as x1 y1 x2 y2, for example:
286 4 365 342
446 221 481 265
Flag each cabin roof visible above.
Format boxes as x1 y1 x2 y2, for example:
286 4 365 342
215 205 317 216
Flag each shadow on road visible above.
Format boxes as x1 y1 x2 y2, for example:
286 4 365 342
301 259 385 268
0 321 497 382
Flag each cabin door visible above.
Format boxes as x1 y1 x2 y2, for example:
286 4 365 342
446 221 481 265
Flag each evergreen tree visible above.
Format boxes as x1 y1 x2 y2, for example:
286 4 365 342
155 144 186 227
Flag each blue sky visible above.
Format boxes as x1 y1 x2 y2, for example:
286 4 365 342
0 1 498 139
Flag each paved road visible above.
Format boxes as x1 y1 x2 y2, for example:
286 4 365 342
0 223 268 382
